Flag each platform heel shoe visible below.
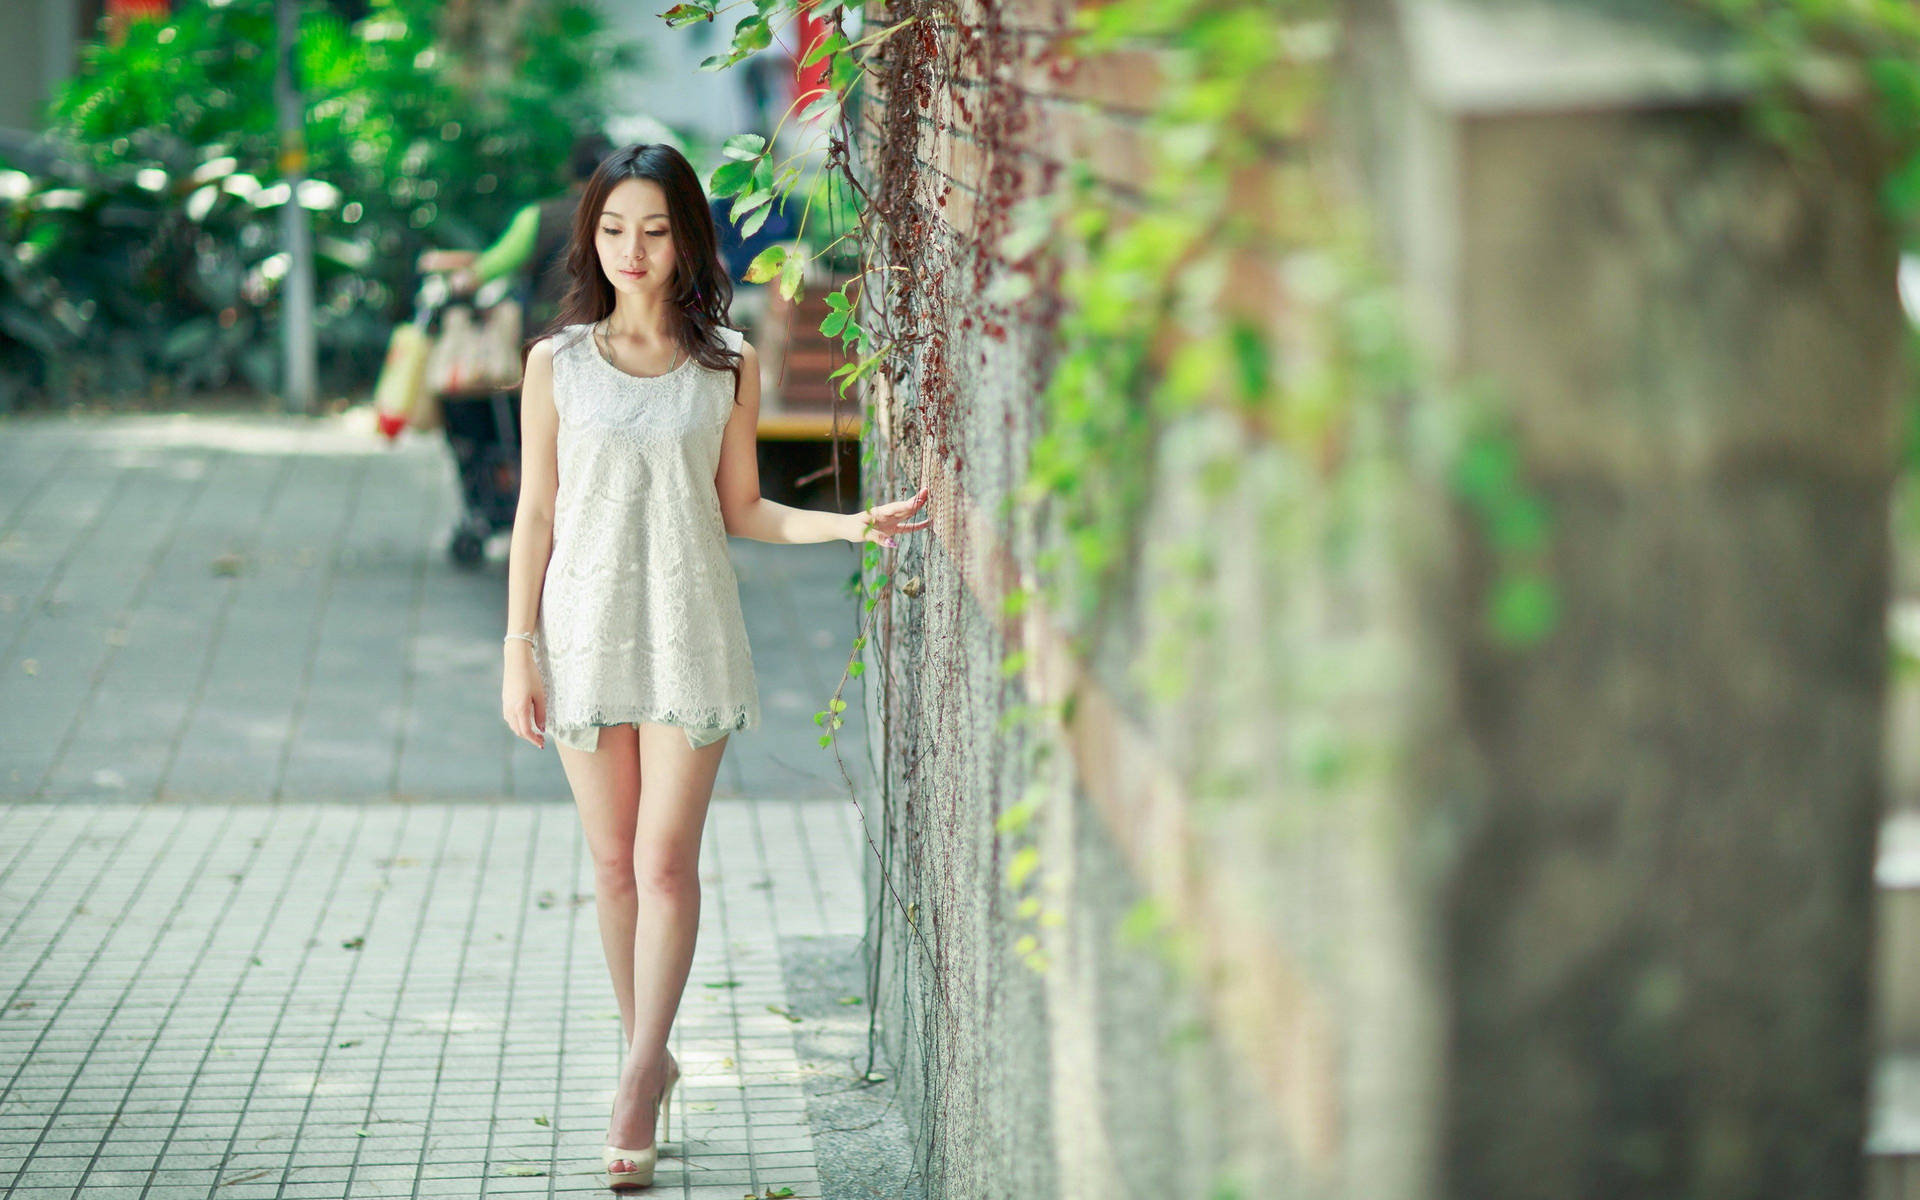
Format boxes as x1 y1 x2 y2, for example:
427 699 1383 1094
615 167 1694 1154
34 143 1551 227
602 1055 681 1189
600 1140 655 1190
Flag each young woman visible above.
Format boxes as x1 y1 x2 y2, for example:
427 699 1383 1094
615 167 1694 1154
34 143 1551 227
497 141 930 1189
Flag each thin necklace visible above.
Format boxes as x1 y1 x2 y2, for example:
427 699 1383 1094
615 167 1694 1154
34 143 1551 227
595 319 685 378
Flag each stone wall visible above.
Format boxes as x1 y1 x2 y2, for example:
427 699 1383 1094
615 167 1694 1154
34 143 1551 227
853 1 1907 1197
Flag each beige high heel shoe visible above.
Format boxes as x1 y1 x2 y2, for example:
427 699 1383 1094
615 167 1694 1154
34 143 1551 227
602 1053 681 1189
600 1140 655 1190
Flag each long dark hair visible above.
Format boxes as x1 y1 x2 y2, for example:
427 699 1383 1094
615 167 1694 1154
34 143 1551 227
522 141 742 394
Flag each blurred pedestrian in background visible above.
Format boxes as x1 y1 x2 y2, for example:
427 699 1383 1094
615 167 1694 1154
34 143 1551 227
417 130 616 336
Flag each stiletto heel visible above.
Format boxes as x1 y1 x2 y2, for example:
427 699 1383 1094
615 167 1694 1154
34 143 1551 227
660 1054 681 1148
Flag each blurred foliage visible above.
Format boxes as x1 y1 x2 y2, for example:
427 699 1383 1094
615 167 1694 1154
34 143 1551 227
0 0 636 411
1692 0 1920 475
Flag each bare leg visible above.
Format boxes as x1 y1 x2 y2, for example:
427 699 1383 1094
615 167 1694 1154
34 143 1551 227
556 723 645 1053
605 721 728 1167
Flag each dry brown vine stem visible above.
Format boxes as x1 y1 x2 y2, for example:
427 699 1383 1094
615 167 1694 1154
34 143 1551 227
842 13 924 55
822 580 941 970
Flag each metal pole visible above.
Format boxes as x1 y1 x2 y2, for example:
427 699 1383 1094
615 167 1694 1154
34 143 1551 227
274 0 316 413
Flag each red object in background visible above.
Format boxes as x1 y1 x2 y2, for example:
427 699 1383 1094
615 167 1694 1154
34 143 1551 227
104 0 171 44
794 2 831 113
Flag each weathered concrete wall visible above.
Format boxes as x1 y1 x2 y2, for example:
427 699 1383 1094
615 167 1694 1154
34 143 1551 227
1345 3 1905 1195
854 1 1907 1197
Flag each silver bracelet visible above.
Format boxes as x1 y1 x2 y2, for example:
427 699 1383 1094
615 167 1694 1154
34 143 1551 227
504 632 537 647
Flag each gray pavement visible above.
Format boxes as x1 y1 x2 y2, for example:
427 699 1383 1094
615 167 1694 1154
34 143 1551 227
0 412 878 801
0 411 902 1199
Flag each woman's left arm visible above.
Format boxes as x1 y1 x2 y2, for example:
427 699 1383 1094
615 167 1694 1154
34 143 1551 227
717 340 932 546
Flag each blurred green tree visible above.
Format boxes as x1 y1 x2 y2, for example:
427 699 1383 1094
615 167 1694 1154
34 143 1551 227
0 0 636 410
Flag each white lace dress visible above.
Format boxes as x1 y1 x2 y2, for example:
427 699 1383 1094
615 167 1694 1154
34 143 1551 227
533 321 760 752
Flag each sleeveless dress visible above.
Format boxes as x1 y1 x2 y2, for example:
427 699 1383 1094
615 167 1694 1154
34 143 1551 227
532 321 761 752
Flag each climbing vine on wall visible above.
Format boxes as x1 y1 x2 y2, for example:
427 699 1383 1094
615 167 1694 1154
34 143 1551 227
657 0 1564 988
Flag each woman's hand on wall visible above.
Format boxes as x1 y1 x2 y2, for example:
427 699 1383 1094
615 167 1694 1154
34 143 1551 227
850 484 932 548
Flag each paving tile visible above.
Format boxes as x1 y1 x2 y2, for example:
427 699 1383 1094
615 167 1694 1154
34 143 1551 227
0 794 871 1196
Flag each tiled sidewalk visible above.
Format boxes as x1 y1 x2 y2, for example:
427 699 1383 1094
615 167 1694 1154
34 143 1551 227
0 795 869 1198
0 411 876 805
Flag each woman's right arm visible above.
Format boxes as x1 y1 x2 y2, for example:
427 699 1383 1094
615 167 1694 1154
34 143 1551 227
502 338 560 749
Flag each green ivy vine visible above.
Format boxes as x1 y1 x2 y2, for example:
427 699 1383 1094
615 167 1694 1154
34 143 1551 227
659 0 1920 1003
652 0 1556 994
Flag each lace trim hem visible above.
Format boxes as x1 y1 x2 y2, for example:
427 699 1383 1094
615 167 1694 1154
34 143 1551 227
548 704 756 734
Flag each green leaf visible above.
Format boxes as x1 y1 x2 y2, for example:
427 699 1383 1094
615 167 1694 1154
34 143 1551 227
798 88 837 126
848 660 865 677
734 188 775 217
1007 845 1040 889
734 14 772 52
830 51 861 95
1488 569 1559 645
818 732 833 747
1228 318 1270 403
710 159 755 198
1451 431 1517 508
744 243 788 283
778 248 805 301
995 797 1036 834
1118 896 1165 947
1488 493 1552 553
801 29 848 68
834 353 883 397
821 310 848 337
660 3 712 27
721 132 767 161
737 203 774 239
